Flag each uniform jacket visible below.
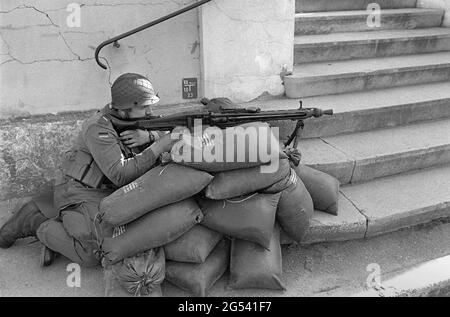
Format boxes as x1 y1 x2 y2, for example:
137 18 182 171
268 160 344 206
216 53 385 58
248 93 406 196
54 105 160 212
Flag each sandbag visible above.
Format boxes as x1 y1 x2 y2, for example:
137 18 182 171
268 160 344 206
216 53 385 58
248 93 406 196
101 198 203 264
109 248 165 297
100 163 213 226
105 278 163 297
164 225 223 263
202 97 244 112
205 158 291 200
260 166 299 194
294 164 340 216
171 122 286 172
199 193 280 249
228 225 285 291
165 239 230 297
277 170 314 243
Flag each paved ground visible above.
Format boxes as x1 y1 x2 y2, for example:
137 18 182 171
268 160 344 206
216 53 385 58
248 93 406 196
1 218 449 297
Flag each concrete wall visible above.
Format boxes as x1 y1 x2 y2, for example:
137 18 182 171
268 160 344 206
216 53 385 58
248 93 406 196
418 0 450 26
0 114 88 201
199 0 295 102
0 0 201 118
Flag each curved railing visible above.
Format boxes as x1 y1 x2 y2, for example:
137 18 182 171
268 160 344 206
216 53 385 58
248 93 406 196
95 0 213 69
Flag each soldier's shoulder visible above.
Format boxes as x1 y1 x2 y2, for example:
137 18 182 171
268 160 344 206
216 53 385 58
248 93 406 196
82 108 117 142
84 108 114 129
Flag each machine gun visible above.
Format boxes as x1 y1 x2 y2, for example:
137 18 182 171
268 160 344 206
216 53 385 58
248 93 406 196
109 99 333 147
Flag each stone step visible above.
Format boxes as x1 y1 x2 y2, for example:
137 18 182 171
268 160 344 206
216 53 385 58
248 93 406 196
244 82 450 140
299 118 450 185
341 163 450 238
285 52 450 98
297 163 450 245
296 0 417 13
295 28 450 64
295 8 444 35
300 192 367 244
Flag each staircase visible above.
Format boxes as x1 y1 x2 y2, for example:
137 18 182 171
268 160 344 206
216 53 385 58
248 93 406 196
279 0 450 243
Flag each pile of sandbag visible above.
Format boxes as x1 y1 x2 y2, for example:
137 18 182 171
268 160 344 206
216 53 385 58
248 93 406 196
98 163 213 296
98 122 341 297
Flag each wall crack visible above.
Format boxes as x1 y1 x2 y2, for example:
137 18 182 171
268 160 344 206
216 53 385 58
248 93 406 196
1 5 86 61
340 190 370 239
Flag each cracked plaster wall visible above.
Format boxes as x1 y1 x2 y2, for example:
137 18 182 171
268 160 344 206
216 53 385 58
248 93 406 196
417 0 450 26
0 0 201 118
199 0 295 102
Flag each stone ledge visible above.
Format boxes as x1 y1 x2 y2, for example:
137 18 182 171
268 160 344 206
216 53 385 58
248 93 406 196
285 52 450 98
302 193 367 244
342 164 450 238
295 9 445 35
296 0 417 13
294 28 450 63
300 118 450 185
285 164 450 245
0 116 84 201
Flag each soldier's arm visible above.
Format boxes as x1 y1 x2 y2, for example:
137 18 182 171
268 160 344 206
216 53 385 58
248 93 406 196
84 122 166 187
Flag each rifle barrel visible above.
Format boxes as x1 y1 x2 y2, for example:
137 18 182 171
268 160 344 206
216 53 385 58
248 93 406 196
211 108 331 122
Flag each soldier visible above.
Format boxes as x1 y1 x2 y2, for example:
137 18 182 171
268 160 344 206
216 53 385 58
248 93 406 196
0 73 180 267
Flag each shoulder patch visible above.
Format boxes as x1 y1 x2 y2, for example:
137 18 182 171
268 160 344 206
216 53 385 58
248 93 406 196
84 111 117 140
96 115 110 125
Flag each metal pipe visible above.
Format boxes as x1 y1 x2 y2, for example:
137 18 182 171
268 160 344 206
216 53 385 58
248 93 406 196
95 0 213 69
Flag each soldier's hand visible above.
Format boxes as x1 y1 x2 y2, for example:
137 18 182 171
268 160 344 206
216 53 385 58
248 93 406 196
172 126 190 136
120 129 150 148
157 132 183 153
148 127 189 155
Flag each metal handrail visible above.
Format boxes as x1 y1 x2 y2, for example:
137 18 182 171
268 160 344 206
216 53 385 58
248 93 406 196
95 0 213 69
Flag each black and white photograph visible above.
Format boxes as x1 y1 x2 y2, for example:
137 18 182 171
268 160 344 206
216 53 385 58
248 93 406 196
0 0 449 302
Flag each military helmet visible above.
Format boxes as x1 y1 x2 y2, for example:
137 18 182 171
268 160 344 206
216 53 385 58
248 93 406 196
111 73 160 110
